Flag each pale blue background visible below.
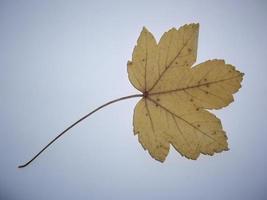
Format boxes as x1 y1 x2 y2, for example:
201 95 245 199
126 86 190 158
1 0 266 199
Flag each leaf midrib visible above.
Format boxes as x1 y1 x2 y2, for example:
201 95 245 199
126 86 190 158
149 74 242 96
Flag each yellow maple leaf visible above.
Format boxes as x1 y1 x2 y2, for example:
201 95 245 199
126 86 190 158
127 23 244 161
18 23 244 168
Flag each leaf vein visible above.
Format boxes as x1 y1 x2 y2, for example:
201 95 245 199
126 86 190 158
148 29 196 92
147 97 223 145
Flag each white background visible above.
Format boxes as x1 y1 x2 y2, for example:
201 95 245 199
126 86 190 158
1 0 266 199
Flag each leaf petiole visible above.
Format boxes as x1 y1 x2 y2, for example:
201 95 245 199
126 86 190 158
18 93 143 168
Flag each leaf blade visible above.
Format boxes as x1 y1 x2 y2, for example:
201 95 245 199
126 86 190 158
127 27 158 92
133 98 170 162
148 23 199 92
150 59 244 109
128 24 243 162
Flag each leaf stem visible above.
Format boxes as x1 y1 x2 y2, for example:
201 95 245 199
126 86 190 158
18 94 143 168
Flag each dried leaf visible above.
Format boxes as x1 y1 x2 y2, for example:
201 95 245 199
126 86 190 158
127 23 244 162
